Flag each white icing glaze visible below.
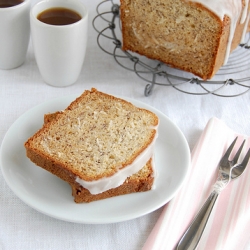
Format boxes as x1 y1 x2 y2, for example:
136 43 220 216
241 12 250 42
76 126 158 194
190 0 249 64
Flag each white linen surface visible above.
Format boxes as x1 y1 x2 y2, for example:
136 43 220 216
0 0 250 249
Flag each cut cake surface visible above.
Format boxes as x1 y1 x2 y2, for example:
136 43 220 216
120 0 250 80
25 88 158 201
44 111 155 203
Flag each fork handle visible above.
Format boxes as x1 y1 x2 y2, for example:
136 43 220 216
176 191 219 250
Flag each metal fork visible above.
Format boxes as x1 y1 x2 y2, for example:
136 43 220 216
176 137 250 250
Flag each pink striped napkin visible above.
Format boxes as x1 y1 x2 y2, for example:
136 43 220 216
143 117 250 250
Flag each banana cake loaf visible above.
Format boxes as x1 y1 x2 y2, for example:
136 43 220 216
120 0 250 80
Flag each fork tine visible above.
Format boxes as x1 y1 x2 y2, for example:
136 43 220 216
231 139 246 165
220 137 238 165
241 147 250 169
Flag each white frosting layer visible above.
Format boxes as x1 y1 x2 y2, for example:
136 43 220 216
241 12 250 42
190 0 249 64
76 126 158 194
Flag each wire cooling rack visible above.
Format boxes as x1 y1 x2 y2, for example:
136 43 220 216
92 0 250 97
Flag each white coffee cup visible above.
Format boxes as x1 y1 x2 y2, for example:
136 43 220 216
0 0 30 70
30 0 88 87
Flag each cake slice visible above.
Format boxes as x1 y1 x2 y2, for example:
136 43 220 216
44 112 155 203
25 88 159 201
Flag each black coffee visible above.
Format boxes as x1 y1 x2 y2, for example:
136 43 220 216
37 7 82 26
0 0 24 8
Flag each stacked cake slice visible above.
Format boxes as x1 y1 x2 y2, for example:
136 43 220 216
25 88 159 202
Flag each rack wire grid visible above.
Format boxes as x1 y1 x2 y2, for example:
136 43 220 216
93 0 250 97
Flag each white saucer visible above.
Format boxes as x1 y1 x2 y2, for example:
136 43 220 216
0 95 190 224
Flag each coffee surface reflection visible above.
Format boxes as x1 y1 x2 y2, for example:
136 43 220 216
37 7 82 25
0 0 23 8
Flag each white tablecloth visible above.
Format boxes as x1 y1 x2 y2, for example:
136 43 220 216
1 1 250 249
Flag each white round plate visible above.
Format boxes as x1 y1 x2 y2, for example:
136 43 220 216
0 95 190 224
